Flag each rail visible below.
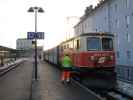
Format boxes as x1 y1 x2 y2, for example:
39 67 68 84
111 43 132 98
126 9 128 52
0 59 25 76
72 79 133 100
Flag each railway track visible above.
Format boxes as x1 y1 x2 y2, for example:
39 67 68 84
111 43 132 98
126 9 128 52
107 90 132 100
0 59 25 77
46 61 133 100
71 79 133 100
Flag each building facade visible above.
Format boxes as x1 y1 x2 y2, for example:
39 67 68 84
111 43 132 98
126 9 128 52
74 0 133 66
16 38 33 50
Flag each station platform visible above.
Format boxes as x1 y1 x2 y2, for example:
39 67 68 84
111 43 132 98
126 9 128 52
31 61 100 100
0 58 132 100
0 59 33 100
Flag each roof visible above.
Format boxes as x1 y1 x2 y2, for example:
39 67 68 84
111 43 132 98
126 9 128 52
60 32 114 44
17 38 27 40
74 0 111 28
0 45 15 51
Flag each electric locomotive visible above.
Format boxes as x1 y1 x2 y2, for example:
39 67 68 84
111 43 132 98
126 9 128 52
44 32 116 90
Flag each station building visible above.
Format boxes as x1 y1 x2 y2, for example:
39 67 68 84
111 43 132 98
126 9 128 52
16 38 33 50
74 0 133 66
0 46 24 66
16 38 43 58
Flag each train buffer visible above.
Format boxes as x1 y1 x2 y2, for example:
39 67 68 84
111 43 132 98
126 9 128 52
31 61 100 100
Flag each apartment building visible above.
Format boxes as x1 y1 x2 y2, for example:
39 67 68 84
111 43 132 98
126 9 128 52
74 0 133 66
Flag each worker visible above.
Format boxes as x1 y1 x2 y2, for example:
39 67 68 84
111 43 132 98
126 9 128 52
61 54 73 83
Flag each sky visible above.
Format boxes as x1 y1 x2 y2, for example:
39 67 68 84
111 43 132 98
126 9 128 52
0 0 99 50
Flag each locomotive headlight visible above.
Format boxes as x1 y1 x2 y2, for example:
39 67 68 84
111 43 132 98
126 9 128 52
90 56 95 61
110 56 113 60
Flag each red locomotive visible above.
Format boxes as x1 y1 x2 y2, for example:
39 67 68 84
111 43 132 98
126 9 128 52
44 33 116 90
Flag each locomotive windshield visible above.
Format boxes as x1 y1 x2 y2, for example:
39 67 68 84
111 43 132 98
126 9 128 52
87 37 113 51
87 37 101 51
102 38 113 50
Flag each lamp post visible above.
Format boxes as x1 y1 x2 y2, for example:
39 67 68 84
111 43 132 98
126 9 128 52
28 7 44 80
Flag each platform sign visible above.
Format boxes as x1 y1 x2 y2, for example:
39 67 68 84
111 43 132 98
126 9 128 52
36 32 44 39
27 32 35 39
27 32 44 39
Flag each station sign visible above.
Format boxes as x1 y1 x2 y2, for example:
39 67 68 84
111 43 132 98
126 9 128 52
36 32 45 39
27 32 44 39
27 32 35 39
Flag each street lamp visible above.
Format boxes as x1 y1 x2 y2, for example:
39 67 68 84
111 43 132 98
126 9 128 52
28 7 44 80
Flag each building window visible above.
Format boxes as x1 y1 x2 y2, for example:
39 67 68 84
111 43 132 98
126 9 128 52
64 45 66 49
86 22 88 29
114 4 118 12
126 33 131 43
81 24 84 33
84 23 87 29
67 44 69 48
104 17 106 24
125 0 130 8
127 50 131 59
76 40 80 49
117 51 120 58
125 16 130 28
117 36 120 48
79 26 82 34
70 43 73 48
95 28 97 32
77 27 79 34
115 19 119 28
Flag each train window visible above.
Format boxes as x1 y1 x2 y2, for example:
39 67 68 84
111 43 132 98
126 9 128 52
87 37 101 51
67 44 69 48
60 46 63 51
64 45 66 49
102 38 113 51
76 40 80 49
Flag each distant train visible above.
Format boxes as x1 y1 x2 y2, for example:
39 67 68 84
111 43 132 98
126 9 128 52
43 33 116 90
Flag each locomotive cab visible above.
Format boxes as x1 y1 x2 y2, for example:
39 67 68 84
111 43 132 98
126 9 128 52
69 33 116 90
85 34 115 69
48 32 117 90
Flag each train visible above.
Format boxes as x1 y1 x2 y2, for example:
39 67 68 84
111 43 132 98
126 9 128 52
43 32 117 90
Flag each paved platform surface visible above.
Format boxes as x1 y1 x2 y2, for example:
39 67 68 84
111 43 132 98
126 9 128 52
32 61 99 100
0 58 26 70
0 60 33 100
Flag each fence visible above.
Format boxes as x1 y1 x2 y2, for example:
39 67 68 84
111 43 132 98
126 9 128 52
116 65 133 84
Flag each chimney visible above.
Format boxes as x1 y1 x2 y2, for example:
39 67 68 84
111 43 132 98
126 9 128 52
85 5 93 15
